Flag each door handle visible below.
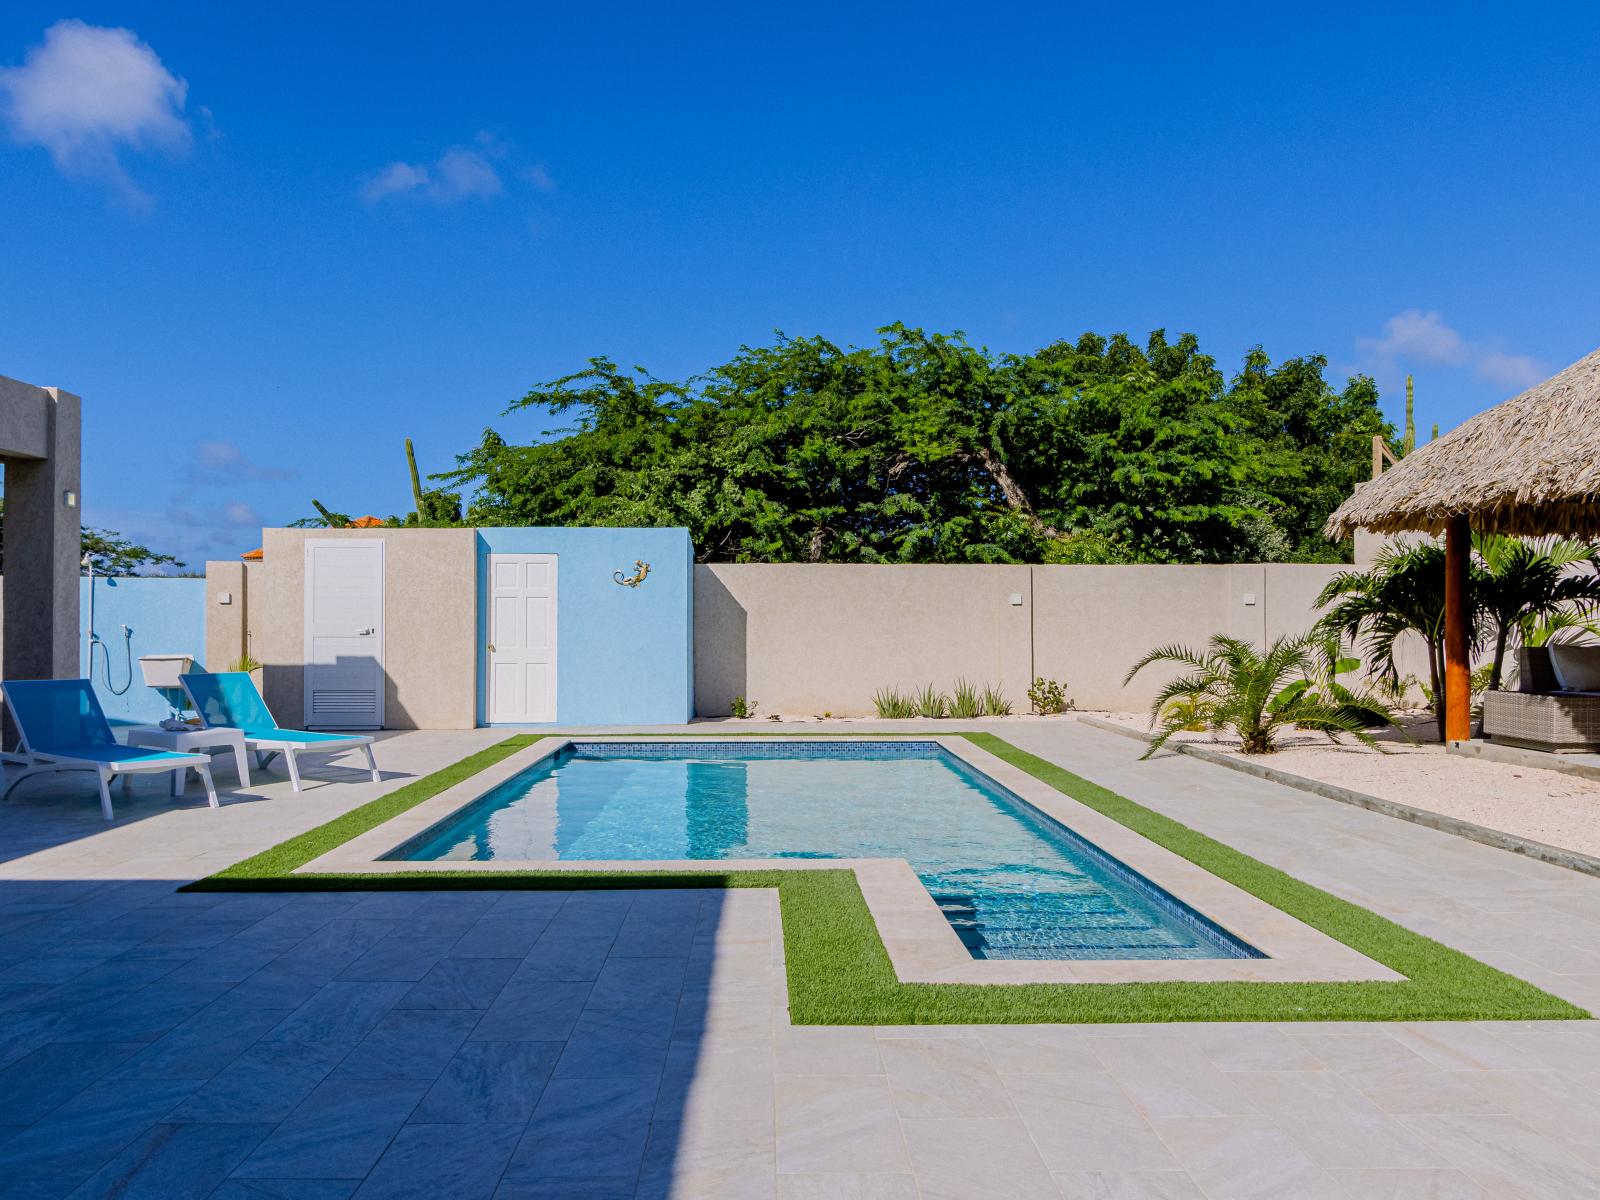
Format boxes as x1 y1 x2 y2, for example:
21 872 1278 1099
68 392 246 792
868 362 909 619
358 628 374 636
486 643 496 653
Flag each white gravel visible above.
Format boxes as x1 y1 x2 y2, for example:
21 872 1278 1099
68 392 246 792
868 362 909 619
1096 711 1600 858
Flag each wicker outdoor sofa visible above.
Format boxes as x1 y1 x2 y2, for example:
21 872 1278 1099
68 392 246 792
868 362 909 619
1481 646 1600 752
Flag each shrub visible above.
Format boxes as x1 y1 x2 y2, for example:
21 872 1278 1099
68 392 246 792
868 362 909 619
872 687 917 719
1028 677 1069 715
1125 632 1398 757
949 679 983 719
228 654 263 673
980 684 1012 716
730 695 757 718
914 683 948 719
1159 694 1210 732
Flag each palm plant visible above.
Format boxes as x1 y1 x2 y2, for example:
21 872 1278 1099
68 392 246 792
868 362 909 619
1316 542 1484 743
1472 533 1600 689
1124 633 1395 758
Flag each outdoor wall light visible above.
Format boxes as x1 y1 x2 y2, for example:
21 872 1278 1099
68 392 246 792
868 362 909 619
63 490 76 508
613 560 651 587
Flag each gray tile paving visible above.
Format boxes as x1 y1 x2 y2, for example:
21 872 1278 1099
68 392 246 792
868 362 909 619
0 724 1594 1196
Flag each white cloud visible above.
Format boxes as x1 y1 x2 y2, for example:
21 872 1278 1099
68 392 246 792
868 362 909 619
361 139 504 205
0 20 189 205
523 163 557 193
1355 309 1544 391
192 439 295 483
1356 309 1468 366
1475 351 1545 389
223 501 261 525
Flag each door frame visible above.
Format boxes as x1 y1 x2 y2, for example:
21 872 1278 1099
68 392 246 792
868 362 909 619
302 538 385 729
483 551 558 725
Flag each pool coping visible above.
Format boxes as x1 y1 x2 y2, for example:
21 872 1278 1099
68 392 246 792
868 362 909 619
299 735 1402 986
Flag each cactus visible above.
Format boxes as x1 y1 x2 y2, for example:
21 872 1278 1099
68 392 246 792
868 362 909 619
405 438 425 519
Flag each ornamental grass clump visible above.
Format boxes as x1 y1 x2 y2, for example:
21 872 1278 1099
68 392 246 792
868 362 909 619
980 684 1012 716
872 687 917 719
949 679 983 719
914 683 948 718
1124 632 1398 758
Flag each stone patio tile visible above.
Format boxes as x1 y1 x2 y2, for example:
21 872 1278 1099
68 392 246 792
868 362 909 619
544 895 634 938
1152 1115 1348 1200
774 1028 883 1076
212 1181 356 1198
899 1117 1058 1199
413 1040 561 1123
395 960 515 1017
233 1078 427 1180
0 1040 145 1124
555 1003 677 1079
512 935 613 982
448 919 550 960
1005 1072 1180 1172
1186 1023 1327 1072
332 1009 481 1081
67 1121 273 1200
978 1026 1101 1075
657 1036 776 1122
335 935 460 983
470 978 591 1042
878 1036 1015 1119
636 1117 776 1199
167 1040 352 1123
351 1121 522 1199
775 1076 908 1175
1231 1070 1447 1169
503 1076 658 1182
1090 1035 1260 1118
56 979 233 1044
1053 1171 1206 1199
774 1175 918 1199
1399 1113 1600 1199
584 954 688 1011
116 1000 291 1081
1326 1168 1491 1198
264 981 410 1045
493 1177 637 1199
0 1077 200 1183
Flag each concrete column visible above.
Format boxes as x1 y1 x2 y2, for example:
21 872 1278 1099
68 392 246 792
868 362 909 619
2 385 81 681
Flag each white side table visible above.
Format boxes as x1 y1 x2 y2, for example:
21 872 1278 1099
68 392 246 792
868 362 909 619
125 726 252 795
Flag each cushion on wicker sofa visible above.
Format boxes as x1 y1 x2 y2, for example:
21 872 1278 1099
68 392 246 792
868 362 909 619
1549 644 1600 693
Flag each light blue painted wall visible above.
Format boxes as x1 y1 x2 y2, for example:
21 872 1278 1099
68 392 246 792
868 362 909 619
476 527 694 725
78 576 208 727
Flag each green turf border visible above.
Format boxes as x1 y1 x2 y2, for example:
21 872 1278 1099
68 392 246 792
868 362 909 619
184 731 1589 1024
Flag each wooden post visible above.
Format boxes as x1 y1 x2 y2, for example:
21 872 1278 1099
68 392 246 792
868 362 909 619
1443 514 1472 743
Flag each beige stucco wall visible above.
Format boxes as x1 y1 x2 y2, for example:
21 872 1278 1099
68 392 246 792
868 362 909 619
696 564 1034 717
695 561 1394 716
250 527 477 729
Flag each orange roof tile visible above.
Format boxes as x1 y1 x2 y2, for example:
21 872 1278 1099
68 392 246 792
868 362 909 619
241 547 264 561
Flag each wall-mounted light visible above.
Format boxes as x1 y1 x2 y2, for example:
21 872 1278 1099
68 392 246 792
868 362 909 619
63 490 77 508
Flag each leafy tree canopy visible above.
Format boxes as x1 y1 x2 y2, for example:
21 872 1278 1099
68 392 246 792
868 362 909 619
442 325 1393 565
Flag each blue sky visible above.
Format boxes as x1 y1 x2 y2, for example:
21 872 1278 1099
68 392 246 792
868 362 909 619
2 4 1597 566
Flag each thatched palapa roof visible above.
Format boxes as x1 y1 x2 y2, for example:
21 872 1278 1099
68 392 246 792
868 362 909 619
1325 345 1600 539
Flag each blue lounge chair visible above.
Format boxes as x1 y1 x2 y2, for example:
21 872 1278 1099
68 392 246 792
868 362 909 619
1 679 218 820
180 672 379 792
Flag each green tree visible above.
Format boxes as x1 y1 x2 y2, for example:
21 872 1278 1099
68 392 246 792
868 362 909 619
1472 533 1600 690
1316 542 1485 742
443 326 1395 566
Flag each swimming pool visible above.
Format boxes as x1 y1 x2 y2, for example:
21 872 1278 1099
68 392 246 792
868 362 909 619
390 741 1260 961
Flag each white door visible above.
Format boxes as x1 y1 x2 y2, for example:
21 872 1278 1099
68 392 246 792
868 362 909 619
303 539 385 729
486 553 557 723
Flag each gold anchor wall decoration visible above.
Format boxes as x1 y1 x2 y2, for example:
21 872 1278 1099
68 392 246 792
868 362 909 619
613 560 651 588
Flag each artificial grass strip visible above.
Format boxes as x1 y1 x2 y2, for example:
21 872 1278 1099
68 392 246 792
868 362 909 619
186 730 1590 1024
201 734 544 881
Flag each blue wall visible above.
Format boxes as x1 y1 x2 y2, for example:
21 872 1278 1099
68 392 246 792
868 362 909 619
78 576 208 727
476 527 694 725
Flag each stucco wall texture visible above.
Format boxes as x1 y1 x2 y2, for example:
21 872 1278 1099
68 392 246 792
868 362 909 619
694 562 1410 716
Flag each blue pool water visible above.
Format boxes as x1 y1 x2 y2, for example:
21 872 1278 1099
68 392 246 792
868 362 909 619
393 741 1259 961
